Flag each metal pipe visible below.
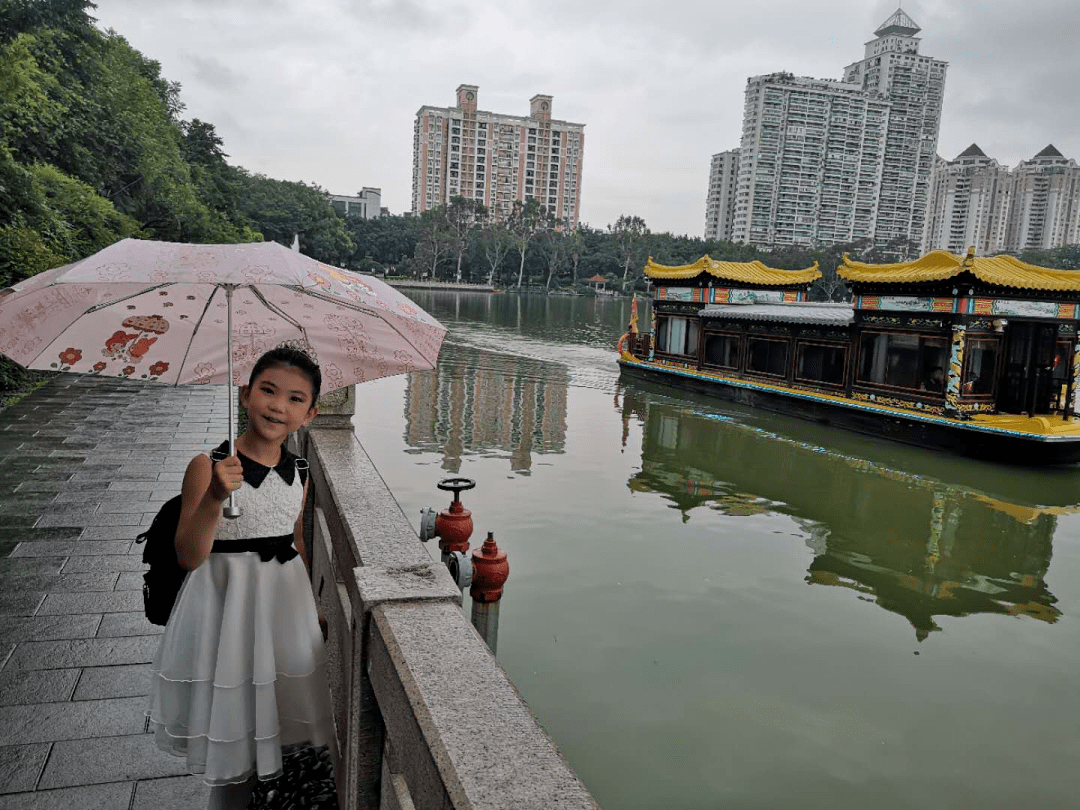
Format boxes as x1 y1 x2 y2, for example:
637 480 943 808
224 285 241 519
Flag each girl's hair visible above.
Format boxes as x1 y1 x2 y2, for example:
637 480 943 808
248 347 322 403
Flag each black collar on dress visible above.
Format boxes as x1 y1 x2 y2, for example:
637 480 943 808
212 440 299 488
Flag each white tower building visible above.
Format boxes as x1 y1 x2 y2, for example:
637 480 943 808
1004 145 1080 252
704 149 740 241
728 8 947 255
923 145 1011 255
842 9 948 251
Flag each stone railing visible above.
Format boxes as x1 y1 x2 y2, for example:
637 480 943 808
294 390 597 809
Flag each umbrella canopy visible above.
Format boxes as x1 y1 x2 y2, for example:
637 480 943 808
0 239 446 391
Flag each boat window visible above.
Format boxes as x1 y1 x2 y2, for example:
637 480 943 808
857 331 948 394
746 337 789 378
656 316 699 357
795 342 847 386
704 333 741 369
962 339 999 397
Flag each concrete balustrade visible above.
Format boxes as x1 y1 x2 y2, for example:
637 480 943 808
294 398 597 809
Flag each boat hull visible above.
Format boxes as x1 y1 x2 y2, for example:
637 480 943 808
619 359 1080 466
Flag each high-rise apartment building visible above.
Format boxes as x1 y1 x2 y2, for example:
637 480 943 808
843 9 947 249
923 145 1011 255
922 144 1080 255
1004 145 1080 252
730 9 947 253
731 74 890 246
411 85 585 224
704 149 739 241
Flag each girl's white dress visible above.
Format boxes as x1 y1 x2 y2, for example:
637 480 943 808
148 450 336 786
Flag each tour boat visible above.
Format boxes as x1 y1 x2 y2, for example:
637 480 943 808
616 248 1080 465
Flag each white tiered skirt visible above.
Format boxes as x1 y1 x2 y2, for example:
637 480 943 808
148 551 336 786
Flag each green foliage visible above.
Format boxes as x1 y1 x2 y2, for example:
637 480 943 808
1016 245 1080 271
232 171 353 265
344 214 420 274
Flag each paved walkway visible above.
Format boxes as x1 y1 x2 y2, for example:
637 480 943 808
0 375 232 809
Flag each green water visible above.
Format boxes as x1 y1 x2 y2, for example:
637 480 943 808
353 290 1080 809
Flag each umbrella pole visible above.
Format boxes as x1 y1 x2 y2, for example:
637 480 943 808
223 285 242 520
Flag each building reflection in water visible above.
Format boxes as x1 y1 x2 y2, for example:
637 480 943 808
619 388 1072 641
404 345 568 473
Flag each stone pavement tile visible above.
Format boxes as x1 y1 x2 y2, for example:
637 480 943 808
13 480 107 493
107 481 158 491
4 635 159 671
38 590 142 615
83 512 142 527
0 669 79 707
73 664 152 700
34 513 94 528
53 489 148 503
0 696 147 745
133 774 211 809
11 540 131 557
157 472 184 482
0 495 57 514
0 743 50 795
0 615 101 644
80 526 140 540
0 527 83 544
0 515 36 529
38 733 188 789
0 557 66 576
5 572 119 593
18 471 73 483
62 555 144 574
97 613 162 639
0 781 134 808
98 500 164 514
115 572 143 590
0 592 44 618
27 501 99 519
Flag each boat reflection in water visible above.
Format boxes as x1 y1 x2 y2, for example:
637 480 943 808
402 342 569 474
619 383 1076 641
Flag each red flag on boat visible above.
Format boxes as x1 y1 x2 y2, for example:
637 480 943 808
629 295 639 334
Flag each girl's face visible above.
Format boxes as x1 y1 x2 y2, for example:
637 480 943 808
240 364 318 442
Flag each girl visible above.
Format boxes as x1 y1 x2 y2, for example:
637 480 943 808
148 347 336 810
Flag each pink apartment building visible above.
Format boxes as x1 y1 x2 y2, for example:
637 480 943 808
411 85 585 224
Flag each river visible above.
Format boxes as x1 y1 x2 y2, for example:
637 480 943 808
353 289 1080 810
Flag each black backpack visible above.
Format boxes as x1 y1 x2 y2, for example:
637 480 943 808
135 495 186 626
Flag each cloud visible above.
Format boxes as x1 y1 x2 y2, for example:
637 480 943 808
90 0 1080 236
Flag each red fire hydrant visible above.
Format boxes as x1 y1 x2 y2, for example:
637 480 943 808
419 477 475 560
470 532 508 653
470 532 509 603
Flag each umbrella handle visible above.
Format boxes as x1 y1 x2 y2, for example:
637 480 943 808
223 285 242 520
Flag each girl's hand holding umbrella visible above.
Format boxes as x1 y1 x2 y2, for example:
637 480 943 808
209 455 244 502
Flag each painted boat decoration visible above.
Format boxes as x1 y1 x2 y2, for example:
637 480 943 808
617 248 1080 465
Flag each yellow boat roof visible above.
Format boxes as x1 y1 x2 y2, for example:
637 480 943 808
839 248 1080 291
645 255 821 285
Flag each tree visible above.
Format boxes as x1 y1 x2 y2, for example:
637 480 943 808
479 221 514 286
609 214 649 291
539 212 568 290
564 226 585 286
508 198 543 288
445 196 486 283
415 205 453 280
232 171 353 264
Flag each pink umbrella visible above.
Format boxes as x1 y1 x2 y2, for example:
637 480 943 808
0 238 447 515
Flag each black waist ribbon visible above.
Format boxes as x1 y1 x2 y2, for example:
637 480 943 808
211 534 298 564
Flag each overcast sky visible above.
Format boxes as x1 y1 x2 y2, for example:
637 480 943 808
93 0 1080 236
